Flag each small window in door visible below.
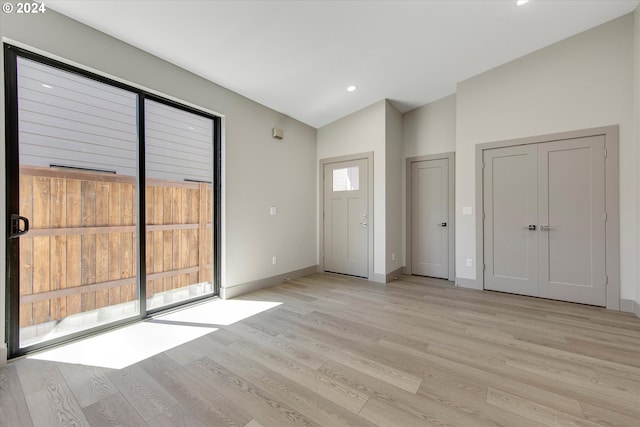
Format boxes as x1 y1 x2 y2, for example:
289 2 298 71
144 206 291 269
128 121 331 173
333 167 359 191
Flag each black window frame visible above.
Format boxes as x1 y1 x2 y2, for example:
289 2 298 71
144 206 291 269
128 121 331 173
4 44 222 358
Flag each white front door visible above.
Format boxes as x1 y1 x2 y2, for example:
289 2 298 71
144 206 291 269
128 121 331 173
323 159 368 278
411 159 449 279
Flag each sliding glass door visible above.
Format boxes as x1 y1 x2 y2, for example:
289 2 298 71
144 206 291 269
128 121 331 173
5 45 220 357
144 100 215 311
10 55 141 349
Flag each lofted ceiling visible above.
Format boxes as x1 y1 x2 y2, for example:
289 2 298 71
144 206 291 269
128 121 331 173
47 0 639 128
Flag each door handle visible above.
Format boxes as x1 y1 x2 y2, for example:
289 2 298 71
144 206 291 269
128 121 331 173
10 214 29 239
440 222 447 227
540 225 557 232
360 222 368 228
527 225 536 231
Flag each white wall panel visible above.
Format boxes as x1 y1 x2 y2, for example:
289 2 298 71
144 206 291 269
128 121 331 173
17 56 138 175
145 99 213 182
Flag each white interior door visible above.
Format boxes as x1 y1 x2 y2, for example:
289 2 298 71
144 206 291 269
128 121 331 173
484 145 539 296
483 136 607 306
411 159 449 279
538 136 606 305
323 159 368 278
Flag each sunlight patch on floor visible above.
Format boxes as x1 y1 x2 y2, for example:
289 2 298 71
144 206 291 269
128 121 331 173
28 298 282 369
159 298 282 326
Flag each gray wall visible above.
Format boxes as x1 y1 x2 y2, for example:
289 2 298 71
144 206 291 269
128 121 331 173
317 100 387 278
402 94 456 159
401 95 457 268
401 14 637 302
0 9 318 360
454 14 633 296
316 99 406 280
385 101 403 273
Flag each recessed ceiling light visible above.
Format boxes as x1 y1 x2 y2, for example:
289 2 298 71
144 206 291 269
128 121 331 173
347 85 357 92
41 84 53 89
516 0 530 5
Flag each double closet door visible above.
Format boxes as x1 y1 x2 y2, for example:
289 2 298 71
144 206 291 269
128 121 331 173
483 135 606 306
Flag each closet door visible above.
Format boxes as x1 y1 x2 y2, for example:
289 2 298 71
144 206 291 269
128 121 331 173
538 136 606 306
483 145 538 296
411 158 449 279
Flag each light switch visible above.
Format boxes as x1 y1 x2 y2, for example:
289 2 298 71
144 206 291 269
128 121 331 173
463 207 473 216
270 206 277 215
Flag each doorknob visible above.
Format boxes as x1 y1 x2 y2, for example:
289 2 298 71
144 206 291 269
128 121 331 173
440 222 447 227
10 214 29 239
360 222 368 228
528 225 536 231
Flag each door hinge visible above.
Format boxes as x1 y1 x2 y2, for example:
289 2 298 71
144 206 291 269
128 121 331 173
603 212 607 222
482 161 485 170
483 264 486 272
482 212 485 221
604 274 608 286
604 148 607 159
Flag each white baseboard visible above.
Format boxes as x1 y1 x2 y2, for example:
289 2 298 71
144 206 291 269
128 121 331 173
0 344 7 368
221 265 318 299
456 277 481 290
371 273 386 284
621 298 640 318
385 267 404 283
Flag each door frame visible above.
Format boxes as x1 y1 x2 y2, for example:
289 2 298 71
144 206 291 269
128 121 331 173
405 152 455 281
475 125 620 310
319 152 374 280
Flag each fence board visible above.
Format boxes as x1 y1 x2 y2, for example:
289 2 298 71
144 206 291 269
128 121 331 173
80 180 97 312
21 165 135 184
17 167 212 329
123 182 136 303
95 182 110 309
171 187 182 291
19 175 34 327
66 179 82 317
108 183 122 305
32 177 51 325
161 186 171 293
50 178 67 321
198 183 207 283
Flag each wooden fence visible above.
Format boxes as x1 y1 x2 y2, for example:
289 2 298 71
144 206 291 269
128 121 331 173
18 166 213 328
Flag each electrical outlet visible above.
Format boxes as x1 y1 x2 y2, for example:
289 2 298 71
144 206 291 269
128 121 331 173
272 256 277 265
466 258 473 267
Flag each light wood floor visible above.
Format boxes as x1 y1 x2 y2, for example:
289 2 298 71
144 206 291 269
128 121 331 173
1 273 639 426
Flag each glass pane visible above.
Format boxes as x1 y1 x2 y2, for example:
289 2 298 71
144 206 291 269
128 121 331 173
17 57 139 348
145 99 214 311
333 166 359 191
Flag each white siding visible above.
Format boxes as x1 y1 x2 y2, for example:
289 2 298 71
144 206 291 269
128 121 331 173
17 57 138 175
144 99 213 182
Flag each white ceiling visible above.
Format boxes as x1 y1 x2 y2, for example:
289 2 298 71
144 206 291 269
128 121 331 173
48 0 639 128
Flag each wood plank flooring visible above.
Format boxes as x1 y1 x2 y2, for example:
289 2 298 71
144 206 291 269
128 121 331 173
2 273 639 426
